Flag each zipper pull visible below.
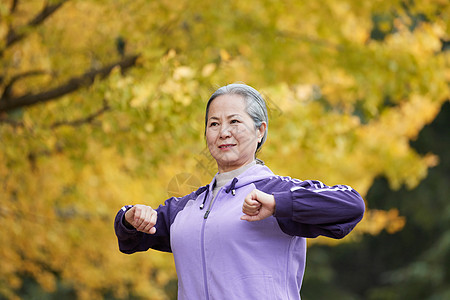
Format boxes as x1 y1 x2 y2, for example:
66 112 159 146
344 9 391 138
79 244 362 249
204 210 211 219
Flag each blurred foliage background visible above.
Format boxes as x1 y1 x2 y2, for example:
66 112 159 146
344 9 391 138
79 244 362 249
0 0 449 299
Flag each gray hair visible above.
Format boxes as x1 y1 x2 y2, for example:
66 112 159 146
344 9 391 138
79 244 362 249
205 83 269 153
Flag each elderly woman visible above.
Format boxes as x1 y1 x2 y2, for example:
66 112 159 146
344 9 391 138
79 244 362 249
114 83 365 299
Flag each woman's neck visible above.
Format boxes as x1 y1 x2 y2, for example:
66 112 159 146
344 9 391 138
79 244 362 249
215 160 256 189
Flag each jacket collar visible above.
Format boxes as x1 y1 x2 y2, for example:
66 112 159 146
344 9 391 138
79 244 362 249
208 163 274 195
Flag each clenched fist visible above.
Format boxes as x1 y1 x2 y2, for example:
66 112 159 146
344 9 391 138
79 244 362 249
124 204 157 234
241 189 276 222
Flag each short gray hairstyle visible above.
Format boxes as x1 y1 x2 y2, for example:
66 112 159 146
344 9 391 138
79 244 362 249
205 83 269 153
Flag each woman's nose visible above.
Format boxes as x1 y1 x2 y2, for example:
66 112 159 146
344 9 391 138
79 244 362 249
219 125 231 139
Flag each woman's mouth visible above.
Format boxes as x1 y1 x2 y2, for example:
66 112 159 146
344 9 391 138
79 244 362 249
218 144 236 149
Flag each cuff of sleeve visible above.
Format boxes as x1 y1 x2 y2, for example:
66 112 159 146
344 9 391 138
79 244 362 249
273 191 293 218
121 215 137 232
118 206 137 234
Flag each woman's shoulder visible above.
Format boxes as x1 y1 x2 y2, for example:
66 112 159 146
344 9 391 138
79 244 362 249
253 170 332 191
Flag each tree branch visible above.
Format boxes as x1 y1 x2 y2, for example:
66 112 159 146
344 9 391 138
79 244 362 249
0 117 23 127
10 0 19 14
0 54 139 112
1 70 49 99
0 0 68 57
50 99 110 129
0 99 110 128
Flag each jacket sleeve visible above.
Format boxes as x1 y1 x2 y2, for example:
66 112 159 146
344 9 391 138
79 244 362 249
114 188 205 254
262 178 365 239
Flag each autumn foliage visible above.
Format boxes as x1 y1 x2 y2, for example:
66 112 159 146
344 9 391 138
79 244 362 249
0 0 449 299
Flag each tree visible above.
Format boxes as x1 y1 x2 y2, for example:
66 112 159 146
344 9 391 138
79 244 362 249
0 0 449 299
302 101 450 300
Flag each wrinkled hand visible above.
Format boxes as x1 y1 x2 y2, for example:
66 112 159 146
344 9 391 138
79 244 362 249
124 204 157 234
241 189 276 222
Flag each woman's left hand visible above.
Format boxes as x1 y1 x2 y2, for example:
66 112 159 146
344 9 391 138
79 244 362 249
241 189 276 222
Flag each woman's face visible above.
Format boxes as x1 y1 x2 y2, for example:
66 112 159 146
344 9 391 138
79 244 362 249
206 94 266 173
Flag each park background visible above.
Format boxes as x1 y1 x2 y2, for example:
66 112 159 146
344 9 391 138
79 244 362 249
0 0 449 299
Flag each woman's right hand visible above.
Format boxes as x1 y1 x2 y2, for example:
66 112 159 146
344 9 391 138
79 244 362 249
124 204 158 234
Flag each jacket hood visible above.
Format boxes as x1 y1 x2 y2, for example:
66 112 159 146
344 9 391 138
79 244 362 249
208 163 274 194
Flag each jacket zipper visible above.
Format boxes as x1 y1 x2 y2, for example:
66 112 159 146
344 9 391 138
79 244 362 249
200 189 217 300
203 189 216 219
200 217 210 300
201 183 235 298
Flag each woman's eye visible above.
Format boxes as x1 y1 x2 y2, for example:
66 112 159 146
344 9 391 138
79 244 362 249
209 122 219 127
230 119 240 124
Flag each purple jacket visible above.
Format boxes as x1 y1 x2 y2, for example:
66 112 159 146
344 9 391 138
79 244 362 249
114 164 365 299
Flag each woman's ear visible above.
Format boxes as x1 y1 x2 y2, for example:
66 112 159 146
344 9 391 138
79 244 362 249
257 122 267 142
